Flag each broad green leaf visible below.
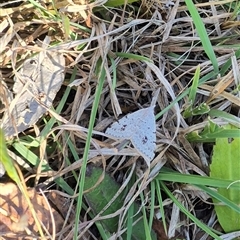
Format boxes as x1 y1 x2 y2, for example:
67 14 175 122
83 167 157 240
210 124 240 232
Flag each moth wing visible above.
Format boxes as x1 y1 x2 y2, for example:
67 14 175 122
106 106 156 165
131 106 156 165
106 114 134 139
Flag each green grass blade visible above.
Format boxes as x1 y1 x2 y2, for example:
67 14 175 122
126 203 134 240
189 65 200 102
115 52 153 62
161 182 221 240
0 129 45 237
157 170 240 190
184 0 219 73
209 109 240 126
155 180 168 234
109 56 117 90
183 65 201 118
12 141 75 194
197 185 240 214
140 192 152 240
149 181 155 230
74 60 106 239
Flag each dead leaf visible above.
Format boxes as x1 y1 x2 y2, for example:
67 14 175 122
1 50 65 137
0 182 64 238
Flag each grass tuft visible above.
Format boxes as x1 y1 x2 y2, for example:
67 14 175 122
0 0 239 239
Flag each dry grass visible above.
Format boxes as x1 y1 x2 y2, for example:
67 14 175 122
0 0 240 239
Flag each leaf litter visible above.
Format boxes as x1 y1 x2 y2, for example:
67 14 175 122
0 182 64 237
0 0 239 239
1 48 65 137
